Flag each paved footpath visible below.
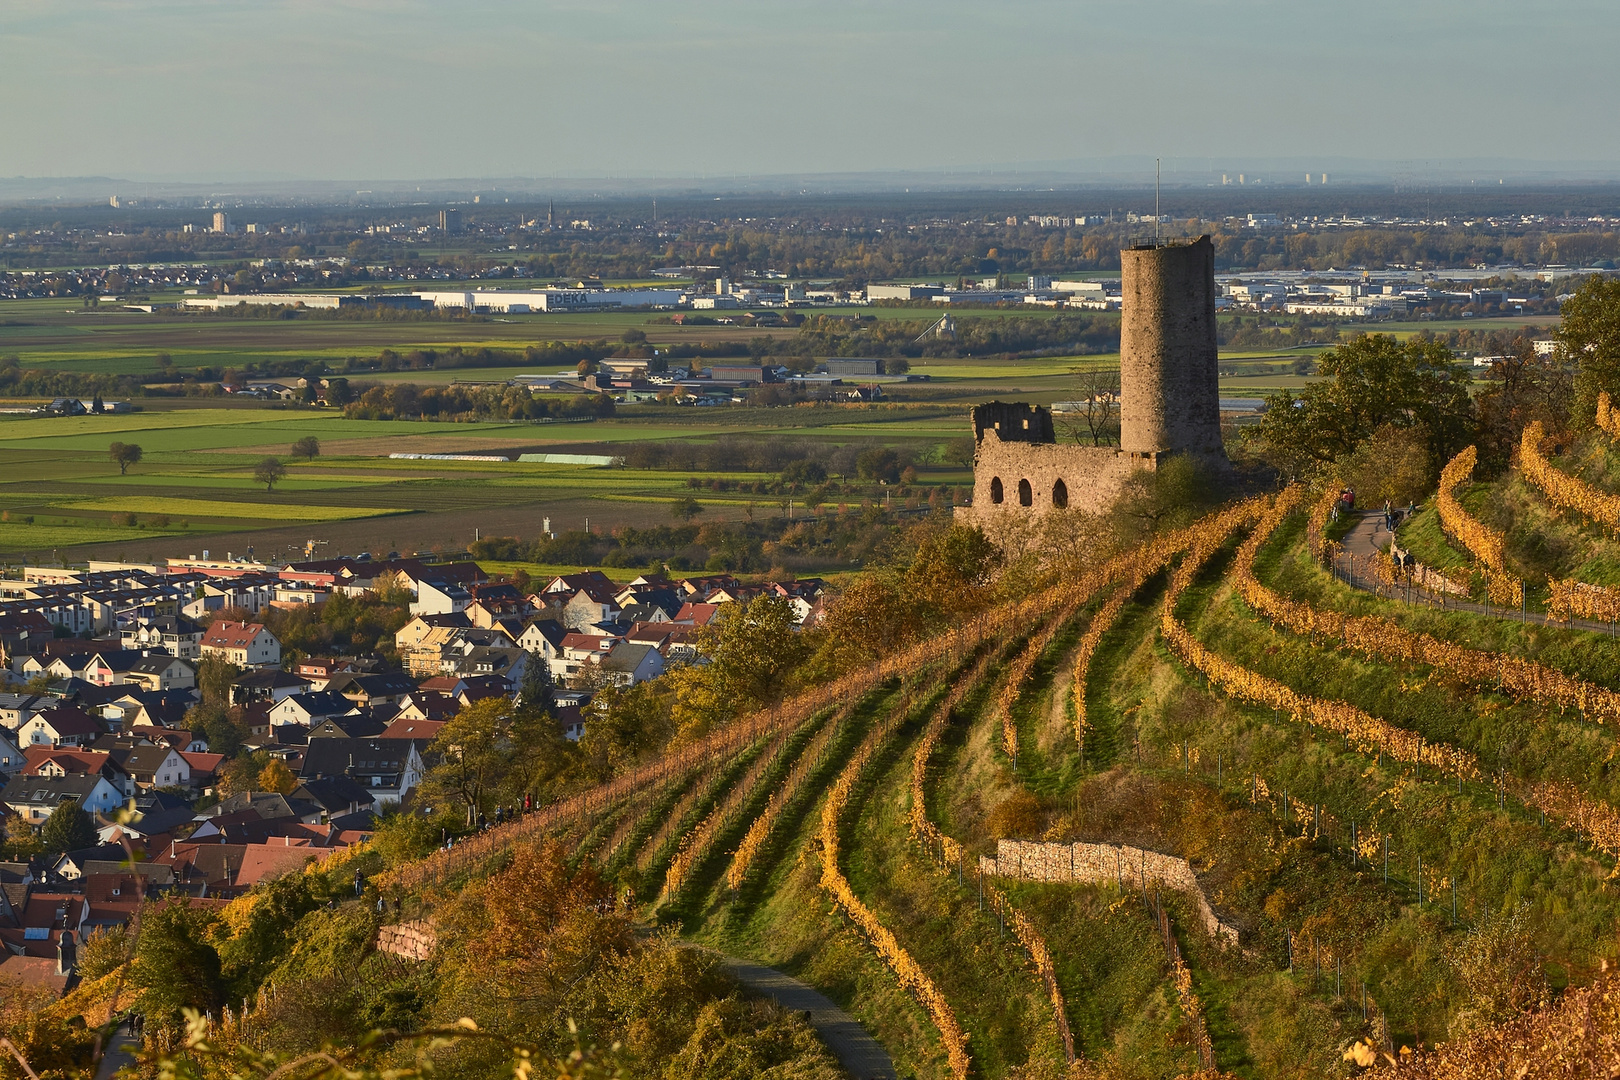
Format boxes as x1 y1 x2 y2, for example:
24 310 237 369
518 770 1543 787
722 957 898 1080
1330 511 1618 634
93 1021 140 1080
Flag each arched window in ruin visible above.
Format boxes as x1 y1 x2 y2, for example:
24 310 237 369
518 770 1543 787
1052 479 1068 509
990 477 1004 504
1018 479 1033 506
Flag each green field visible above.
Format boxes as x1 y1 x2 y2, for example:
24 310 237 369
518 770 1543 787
56 496 405 521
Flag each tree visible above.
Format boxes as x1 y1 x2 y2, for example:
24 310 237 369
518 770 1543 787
39 801 96 857
421 698 553 825
1242 334 1474 479
1056 369 1121 446
1474 344 1574 471
1557 274 1620 427
108 441 143 475
290 435 320 461
254 456 287 491
519 649 554 713
780 459 827 487
856 447 902 483
905 523 1003 612
671 496 704 523
131 899 225 1019
194 655 242 709
257 758 297 795
580 681 671 781
670 595 810 739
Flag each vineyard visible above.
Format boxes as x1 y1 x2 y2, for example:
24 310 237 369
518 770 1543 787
356 419 1620 1077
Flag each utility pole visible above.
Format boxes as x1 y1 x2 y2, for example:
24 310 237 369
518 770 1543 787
1155 158 1161 243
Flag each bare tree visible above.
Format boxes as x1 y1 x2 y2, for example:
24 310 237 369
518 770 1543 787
1054 369 1121 446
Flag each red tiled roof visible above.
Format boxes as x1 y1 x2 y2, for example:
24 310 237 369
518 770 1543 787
180 751 226 775
380 718 446 741
202 621 268 648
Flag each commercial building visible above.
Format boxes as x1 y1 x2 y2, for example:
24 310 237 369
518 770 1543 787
867 284 943 301
415 288 681 313
181 293 431 312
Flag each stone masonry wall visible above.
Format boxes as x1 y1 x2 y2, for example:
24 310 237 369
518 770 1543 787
963 439 1152 534
1119 237 1225 458
979 839 1239 947
376 919 437 960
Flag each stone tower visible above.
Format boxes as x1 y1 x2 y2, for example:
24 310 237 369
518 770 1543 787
1119 235 1226 460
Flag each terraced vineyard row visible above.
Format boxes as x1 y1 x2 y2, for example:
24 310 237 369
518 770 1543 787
393 454 1620 1076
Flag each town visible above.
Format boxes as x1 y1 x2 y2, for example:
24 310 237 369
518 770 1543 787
0 550 829 989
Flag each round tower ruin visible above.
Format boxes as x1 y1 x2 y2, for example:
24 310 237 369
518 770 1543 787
1119 235 1226 459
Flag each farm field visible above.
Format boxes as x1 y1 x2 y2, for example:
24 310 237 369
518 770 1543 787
0 400 975 564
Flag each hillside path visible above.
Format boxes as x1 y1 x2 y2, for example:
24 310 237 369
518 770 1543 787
721 957 898 1080
1330 511 1618 633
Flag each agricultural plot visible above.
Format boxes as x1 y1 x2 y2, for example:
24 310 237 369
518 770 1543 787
362 469 1620 1077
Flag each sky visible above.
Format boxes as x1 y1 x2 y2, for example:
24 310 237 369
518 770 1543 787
1 0 1617 183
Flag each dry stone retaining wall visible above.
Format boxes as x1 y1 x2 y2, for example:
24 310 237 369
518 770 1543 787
377 920 436 960
979 839 1238 947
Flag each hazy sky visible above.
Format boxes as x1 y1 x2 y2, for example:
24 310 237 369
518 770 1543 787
2 0 1616 181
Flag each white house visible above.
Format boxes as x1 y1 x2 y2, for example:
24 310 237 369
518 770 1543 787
200 621 281 667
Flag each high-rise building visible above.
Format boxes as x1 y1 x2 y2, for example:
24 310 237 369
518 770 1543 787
213 212 232 234
440 208 461 234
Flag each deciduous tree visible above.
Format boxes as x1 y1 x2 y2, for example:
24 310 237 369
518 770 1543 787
254 456 287 491
1243 334 1474 479
1558 274 1620 427
108 441 143 475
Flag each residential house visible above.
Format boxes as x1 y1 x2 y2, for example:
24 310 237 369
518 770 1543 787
542 571 615 595
96 740 191 791
328 672 415 710
269 690 355 728
297 738 425 810
516 618 567 662
0 694 46 733
410 579 471 617
0 729 23 774
120 615 205 659
18 706 104 748
379 717 446 742
200 621 281 667
677 574 740 600
598 642 665 687
464 584 531 629
672 602 722 627
128 726 208 753
0 612 55 666
122 654 197 692
22 746 132 798
393 612 472 653
561 586 621 631
445 645 530 688
1 772 123 822
552 632 618 682
229 669 309 706
292 657 355 690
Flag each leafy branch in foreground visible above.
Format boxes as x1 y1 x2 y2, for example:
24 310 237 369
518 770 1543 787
145 1011 624 1080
